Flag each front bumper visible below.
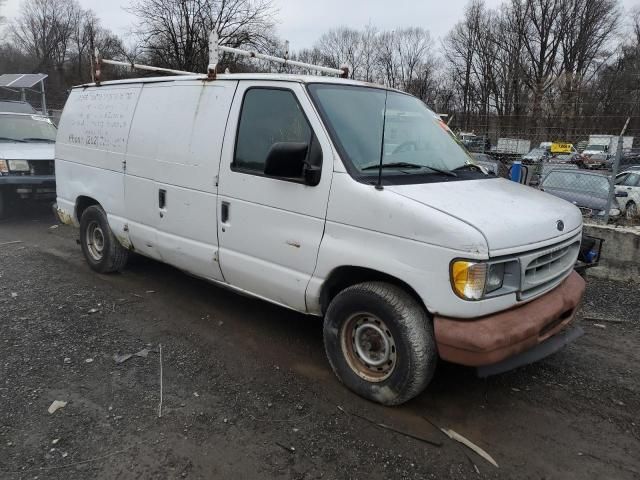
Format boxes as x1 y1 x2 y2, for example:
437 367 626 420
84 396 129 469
434 271 586 366
0 175 55 186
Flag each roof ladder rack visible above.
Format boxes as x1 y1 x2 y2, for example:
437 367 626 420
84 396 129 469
207 32 349 79
92 29 349 84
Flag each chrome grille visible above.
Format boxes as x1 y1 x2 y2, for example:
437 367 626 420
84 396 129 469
519 235 581 300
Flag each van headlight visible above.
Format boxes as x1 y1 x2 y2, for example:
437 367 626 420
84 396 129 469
451 260 513 300
8 160 30 171
0 159 8 174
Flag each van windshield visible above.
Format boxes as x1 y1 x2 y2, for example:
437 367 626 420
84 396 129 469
307 84 477 183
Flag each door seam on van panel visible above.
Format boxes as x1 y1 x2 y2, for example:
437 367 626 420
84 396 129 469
303 161 335 313
215 81 241 283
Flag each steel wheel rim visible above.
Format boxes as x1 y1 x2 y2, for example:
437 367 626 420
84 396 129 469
86 220 105 261
341 312 397 382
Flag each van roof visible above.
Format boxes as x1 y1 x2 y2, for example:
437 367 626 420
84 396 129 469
73 72 400 92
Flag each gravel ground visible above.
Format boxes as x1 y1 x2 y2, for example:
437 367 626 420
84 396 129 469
0 206 639 479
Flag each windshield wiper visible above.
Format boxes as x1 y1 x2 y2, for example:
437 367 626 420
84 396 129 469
453 163 484 173
425 165 457 177
0 137 26 142
362 162 424 170
22 137 55 142
362 162 457 177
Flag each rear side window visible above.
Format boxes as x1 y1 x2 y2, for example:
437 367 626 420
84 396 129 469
615 173 629 185
543 171 609 196
234 88 312 173
623 173 640 187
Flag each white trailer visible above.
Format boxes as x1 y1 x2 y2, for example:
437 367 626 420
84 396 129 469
496 138 531 155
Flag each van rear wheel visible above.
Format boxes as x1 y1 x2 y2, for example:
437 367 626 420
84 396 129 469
79 205 129 273
323 282 437 405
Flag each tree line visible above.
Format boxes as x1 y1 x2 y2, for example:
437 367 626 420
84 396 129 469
0 0 638 143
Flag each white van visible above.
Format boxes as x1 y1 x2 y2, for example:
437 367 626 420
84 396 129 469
55 73 587 405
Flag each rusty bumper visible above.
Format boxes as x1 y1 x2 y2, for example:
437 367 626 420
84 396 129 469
435 271 586 367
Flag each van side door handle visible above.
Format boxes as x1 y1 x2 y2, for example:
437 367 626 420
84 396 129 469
221 201 229 223
158 189 167 217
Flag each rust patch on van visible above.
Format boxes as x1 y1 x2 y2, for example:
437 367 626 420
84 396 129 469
116 235 132 250
56 207 74 226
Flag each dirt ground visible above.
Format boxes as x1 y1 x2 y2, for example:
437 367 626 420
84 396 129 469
0 204 638 480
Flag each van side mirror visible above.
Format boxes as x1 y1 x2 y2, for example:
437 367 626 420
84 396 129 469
264 141 321 186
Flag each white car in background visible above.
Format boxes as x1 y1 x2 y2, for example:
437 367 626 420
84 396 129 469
615 170 640 219
0 112 57 218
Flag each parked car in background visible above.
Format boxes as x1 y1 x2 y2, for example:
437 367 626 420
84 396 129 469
523 147 550 162
540 169 619 218
621 148 640 166
0 100 37 114
614 170 640 219
0 112 57 218
548 153 585 166
582 153 610 170
470 152 501 176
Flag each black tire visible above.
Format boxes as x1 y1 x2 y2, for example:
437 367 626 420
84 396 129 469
323 282 437 406
79 205 129 273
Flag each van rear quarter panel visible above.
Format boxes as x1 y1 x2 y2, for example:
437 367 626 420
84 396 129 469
55 84 142 221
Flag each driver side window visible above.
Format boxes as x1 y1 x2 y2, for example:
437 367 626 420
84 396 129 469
233 88 312 175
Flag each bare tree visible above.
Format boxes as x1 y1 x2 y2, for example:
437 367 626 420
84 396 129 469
127 0 277 73
559 0 619 134
316 27 364 79
12 0 81 71
516 0 568 127
443 0 485 127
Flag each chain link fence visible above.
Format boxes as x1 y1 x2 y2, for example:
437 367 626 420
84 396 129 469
459 114 639 226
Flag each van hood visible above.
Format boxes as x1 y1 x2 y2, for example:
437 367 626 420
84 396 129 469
0 142 54 160
387 177 582 252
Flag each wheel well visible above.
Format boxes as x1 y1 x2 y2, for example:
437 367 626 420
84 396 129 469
75 196 100 222
320 266 426 315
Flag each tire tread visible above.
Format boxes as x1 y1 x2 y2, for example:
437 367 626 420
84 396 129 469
324 281 437 405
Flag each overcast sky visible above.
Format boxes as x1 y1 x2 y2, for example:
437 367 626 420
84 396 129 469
2 0 637 49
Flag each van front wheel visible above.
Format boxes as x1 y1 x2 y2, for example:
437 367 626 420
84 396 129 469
323 282 437 405
79 205 129 273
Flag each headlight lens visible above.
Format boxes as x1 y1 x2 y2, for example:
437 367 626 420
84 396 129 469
451 260 508 300
8 159 30 171
486 263 505 293
0 159 7 173
451 261 487 300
